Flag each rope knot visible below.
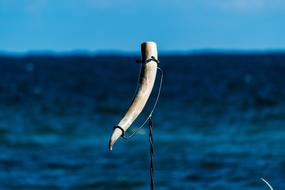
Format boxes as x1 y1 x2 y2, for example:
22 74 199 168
136 56 159 65
113 126 125 137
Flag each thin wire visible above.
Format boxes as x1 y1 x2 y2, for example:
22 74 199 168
122 66 163 140
261 178 274 190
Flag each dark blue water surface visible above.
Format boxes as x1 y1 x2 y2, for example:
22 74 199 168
0 53 285 190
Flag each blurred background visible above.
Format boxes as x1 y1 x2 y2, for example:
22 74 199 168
0 0 285 189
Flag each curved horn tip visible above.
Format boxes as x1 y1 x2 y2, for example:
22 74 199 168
108 128 123 151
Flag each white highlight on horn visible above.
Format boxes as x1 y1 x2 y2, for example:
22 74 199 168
109 42 158 151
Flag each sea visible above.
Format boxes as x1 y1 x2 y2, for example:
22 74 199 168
0 53 284 190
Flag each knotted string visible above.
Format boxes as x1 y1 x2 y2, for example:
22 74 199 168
148 116 155 190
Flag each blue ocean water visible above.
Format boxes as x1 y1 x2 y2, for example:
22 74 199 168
0 53 284 190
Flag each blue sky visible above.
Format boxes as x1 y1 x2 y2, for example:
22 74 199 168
1 0 285 52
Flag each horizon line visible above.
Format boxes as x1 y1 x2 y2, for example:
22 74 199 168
1 48 285 57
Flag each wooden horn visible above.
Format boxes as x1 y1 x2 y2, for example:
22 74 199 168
109 42 158 151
